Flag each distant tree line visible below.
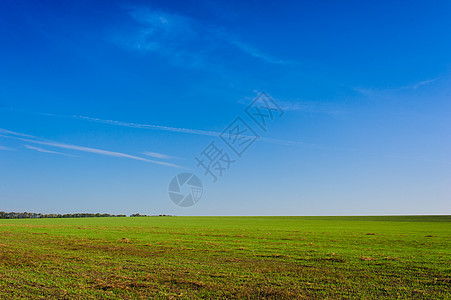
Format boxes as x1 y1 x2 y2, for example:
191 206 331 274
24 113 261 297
0 212 173 219
0 212 127 219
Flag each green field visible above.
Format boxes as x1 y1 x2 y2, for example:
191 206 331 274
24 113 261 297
0 216 450 299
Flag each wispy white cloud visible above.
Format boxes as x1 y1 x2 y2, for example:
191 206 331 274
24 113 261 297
0 105 333 149
120 7 206 68
0 106 324 149
24 145 76 157
143 151 177 159
74 115 325 148
226 39 293 65
25 138 181 168
115 6 292 67
240 98 347 114
237 95 346 114
284 102 346 114
0 145 14 151
2 114 449 166
0 128 182 168
354 77 441 96
74 115 221 137
410 78 440 90
0 128 37 139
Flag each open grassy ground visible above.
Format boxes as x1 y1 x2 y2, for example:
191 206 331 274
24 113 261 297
0 216 450 299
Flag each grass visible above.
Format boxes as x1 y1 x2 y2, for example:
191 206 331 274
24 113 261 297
0 216 450 299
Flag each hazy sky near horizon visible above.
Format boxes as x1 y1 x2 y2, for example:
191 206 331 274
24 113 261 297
0 0 450 215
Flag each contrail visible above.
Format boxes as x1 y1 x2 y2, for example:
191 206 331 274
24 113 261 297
74 115 326 149
74 115 222 137
0 128 182 168
24 145 77 157
1 106 323 149
2 106 449 165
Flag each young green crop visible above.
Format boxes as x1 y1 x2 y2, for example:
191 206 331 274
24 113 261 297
0 216 450 299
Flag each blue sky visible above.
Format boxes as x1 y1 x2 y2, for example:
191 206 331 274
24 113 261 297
0 0 450 215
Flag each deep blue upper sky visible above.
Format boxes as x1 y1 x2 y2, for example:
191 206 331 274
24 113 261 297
0 0 450 215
